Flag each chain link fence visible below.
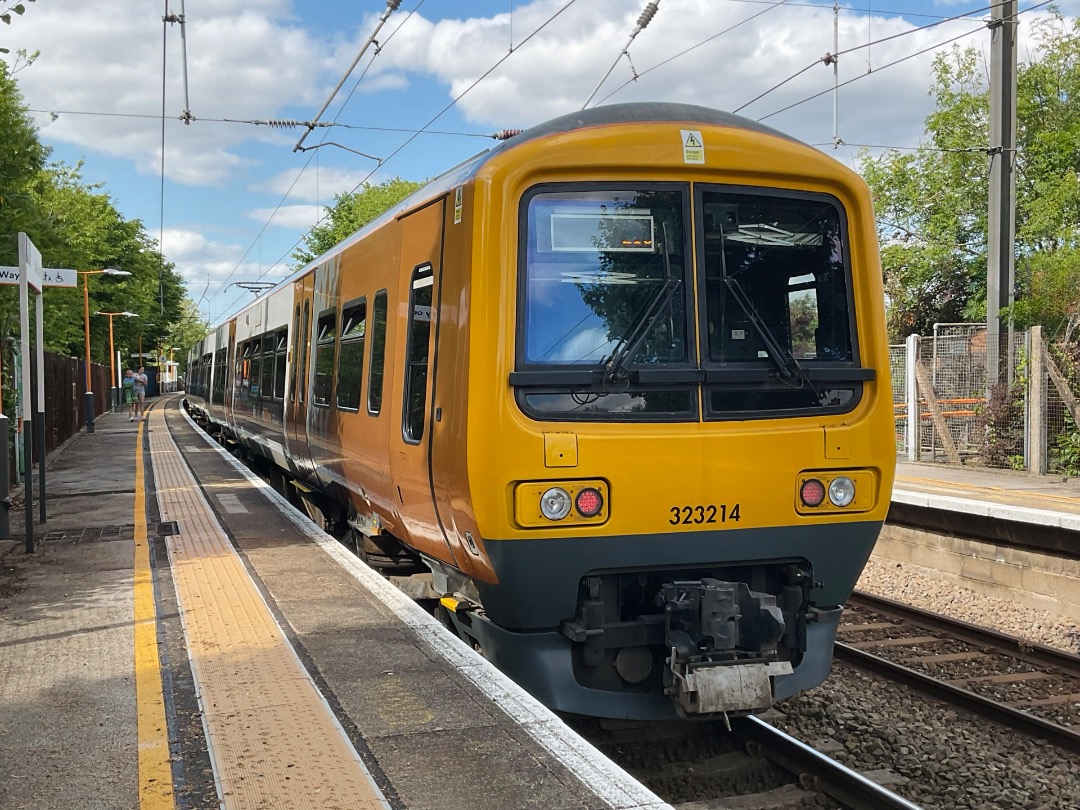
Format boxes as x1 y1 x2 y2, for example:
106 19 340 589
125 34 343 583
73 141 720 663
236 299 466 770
892 325 1080 475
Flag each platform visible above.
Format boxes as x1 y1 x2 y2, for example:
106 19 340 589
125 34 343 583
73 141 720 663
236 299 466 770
881 460 1080 622
0 396 668 810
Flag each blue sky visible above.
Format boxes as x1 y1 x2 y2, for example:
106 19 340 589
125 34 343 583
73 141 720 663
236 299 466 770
3 0 1075 326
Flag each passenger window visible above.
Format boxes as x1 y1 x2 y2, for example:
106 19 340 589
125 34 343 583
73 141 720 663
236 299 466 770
336 299 366 411
299 301 310 404
273 331 287 400
313 310 336 407
367 290 388 415
289 305 301 404
403 265 434 443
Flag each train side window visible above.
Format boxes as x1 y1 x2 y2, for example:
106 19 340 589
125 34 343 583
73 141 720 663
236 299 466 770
367 290 388 415
289 305 301 404
313 310 336 407
336 298 366 412
299 301 310 404
213 347 227 403
273 330 288 400
258 334 274 399
402 264 434 443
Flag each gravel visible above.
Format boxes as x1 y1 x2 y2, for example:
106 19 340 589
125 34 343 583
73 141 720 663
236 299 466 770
768 554 1080 810
856 556 1080 655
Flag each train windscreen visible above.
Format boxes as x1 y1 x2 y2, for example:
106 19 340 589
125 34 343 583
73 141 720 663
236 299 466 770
515 183 864 421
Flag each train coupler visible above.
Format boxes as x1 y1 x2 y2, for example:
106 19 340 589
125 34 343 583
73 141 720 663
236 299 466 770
661 578 793 715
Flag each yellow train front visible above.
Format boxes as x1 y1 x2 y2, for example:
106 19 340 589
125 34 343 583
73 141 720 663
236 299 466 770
190 102 896 721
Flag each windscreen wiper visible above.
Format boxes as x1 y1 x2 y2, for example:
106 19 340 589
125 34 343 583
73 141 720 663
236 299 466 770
723 275 819 397
602 274 681 384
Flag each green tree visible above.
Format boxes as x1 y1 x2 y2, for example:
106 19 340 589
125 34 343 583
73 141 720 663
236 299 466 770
860 11 1080 343
0 62 196 369
292 177 423 267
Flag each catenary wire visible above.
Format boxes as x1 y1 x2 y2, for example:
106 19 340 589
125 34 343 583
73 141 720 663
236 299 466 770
756 0 1052 121
194 1 428 318
209 0 582 322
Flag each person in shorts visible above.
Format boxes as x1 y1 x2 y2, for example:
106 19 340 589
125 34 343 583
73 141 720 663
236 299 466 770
133 367 148 421
122 370 137 421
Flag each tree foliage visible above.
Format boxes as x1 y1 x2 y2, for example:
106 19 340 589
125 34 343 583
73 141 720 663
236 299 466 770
292 177 423 267
0 60 199 382
860 11 1080 343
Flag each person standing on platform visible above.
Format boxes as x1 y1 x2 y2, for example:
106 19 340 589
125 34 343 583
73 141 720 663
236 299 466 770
133 366 148 421
122 370 137 421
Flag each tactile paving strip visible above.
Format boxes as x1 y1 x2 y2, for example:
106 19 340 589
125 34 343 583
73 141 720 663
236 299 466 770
146 412 389 810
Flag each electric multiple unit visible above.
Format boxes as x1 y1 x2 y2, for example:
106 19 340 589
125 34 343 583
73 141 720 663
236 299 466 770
186 103 896 720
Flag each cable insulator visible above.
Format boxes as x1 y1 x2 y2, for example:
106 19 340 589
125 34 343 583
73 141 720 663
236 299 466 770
387 0 402 10
266 119 303 129
493 129 523 141
637 1 659 29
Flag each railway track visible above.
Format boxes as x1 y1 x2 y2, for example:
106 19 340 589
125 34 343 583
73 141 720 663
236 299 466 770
837 591 1080 754
571 716 921 809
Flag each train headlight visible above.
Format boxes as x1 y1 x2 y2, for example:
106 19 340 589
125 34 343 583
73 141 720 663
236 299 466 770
540 487 572 520
575 487 604 518
795 470 876 514
800 478 826 507
828 476 856 507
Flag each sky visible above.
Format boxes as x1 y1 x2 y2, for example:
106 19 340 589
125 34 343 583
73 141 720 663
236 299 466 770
2 0 1076 327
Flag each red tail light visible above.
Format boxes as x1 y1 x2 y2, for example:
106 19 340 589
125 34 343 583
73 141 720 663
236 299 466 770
575 487 604 517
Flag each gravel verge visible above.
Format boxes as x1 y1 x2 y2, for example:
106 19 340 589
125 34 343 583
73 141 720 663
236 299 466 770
856 556 1080 655
767 554 1080 809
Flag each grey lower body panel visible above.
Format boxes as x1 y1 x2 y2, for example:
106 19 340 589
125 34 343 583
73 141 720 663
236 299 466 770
450 606 842 720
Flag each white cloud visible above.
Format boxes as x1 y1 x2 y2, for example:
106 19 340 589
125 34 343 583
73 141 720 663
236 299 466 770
13 0 342 187
245 204 323 230
253 166 373 202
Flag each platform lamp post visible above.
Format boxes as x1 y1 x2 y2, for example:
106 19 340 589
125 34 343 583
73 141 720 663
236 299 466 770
81 268 131 433
95 310 138 410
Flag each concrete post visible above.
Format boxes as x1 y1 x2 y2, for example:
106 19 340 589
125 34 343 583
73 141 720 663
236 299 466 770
906 334 920 462
1028 325 1046 475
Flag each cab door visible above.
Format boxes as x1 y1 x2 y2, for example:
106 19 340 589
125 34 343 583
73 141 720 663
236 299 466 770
389 199 459 566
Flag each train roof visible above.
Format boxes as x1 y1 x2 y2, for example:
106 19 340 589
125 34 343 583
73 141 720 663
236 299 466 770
213 103 804 332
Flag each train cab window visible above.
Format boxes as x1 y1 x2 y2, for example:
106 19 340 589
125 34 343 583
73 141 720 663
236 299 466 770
697 187 863 418
313 311 336 407
513 185 697 421
336 299 366 412
367 290 388 415
273 331 287 400
403 266 433 442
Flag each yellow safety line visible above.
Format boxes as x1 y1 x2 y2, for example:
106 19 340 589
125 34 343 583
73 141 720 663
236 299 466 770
897 474 1080 508
134 413 175 808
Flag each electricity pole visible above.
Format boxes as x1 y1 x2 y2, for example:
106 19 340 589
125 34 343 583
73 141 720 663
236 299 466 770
986 0 1018 384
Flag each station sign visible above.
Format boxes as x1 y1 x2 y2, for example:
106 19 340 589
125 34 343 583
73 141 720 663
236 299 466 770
0 265 77 288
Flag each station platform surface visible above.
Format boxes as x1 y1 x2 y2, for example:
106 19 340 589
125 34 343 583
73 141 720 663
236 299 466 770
3 399 1078 810
0 396 668 810
894 460 1080 531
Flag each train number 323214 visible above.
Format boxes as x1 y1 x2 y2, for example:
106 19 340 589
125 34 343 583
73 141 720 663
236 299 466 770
668 504 741 525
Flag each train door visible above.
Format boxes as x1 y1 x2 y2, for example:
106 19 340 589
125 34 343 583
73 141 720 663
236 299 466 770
389 200 459 565
285 274 317 478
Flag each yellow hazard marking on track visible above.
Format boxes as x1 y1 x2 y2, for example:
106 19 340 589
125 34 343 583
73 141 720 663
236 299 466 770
134 412 176 809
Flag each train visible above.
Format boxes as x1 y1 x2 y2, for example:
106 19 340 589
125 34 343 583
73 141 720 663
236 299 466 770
185 102 896 721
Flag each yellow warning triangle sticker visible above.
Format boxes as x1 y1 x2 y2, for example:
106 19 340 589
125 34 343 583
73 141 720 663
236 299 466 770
684 132 702 148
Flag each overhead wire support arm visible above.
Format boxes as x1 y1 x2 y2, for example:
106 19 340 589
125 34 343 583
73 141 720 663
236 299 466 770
163 1 194 124
295 142 384 164
293 0 402 153
582 0 659 110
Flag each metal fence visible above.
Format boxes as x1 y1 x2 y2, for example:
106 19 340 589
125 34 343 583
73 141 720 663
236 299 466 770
892 325 1080 475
